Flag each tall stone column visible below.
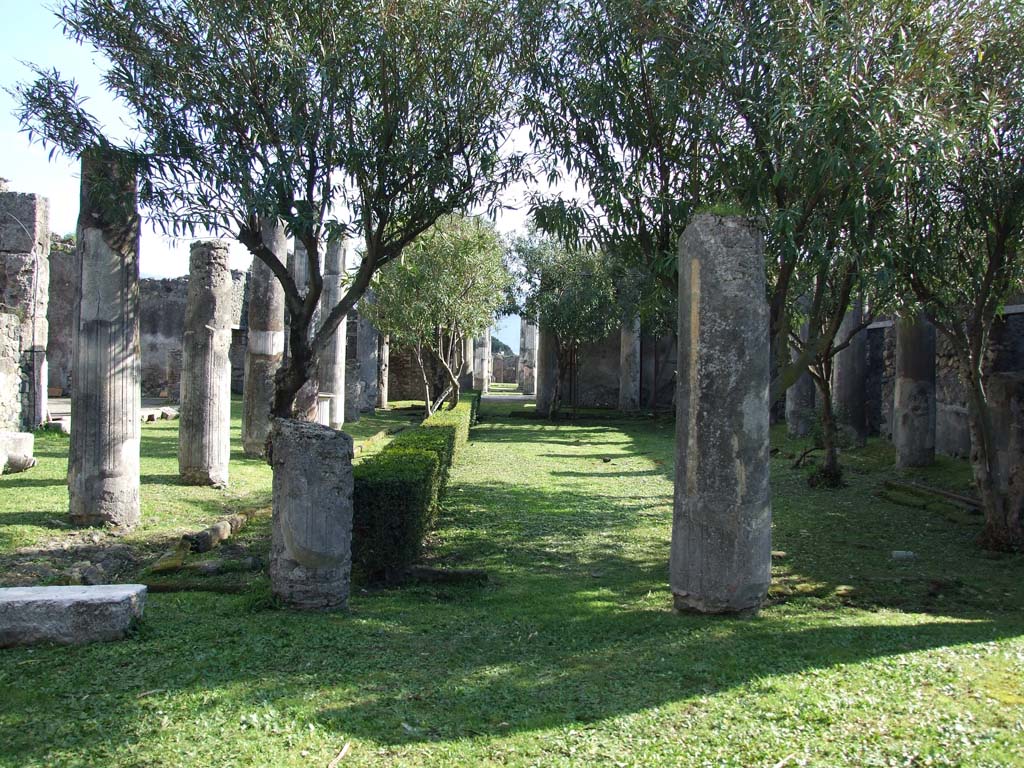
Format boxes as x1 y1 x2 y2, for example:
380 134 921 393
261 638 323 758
833 300 868 446
68 149 141 529
893 313 936 467
317 239 347 429
356 299 380 411
269 418 354 610
518 320 538 395
378 334 390 409
536 327 557 412
785 318 816 438
618 314 641 411
178 240 233 487
242 220 286 457
0 186 50 430
671 215 771 615
459 335 474 391
473 329 491 393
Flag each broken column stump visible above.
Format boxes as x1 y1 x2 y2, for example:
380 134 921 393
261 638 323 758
0 584 146 647
269 419 354 610
178 240 233 487
671 214 772 615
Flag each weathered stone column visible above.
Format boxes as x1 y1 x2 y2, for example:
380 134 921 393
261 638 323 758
618 314 641 411
785 318 816 438
671 215 771 615
518 320 538 395
68 149 141 528
356 304 380 411
178 240 233 486
833 300 868 446
893 313 936 467
344 360 362 424
473 330 491 393
242 220 286 457
378 334 390 409
459 335 474 391
269 418 353 610
987 374 1024 544
0 187 50 430
536 326 558 413
317 239 347 429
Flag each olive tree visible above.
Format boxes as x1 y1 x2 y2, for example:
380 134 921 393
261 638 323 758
509 233 619 418
890 0 1024 550
14 0 528 417
364 215 509 415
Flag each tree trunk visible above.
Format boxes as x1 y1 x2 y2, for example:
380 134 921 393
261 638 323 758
815 377 843 487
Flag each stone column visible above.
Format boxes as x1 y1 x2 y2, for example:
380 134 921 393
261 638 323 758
242 220 286 457
178 240 233 487
317 239 347 429
68 150 141 529
473 330 491 393
269 418 354 610
0 187 50 430
344 360 362 424
459 335 474 391
518 320 538 395
893 313 936 467
785 318 816 438
356 300 380 411
536 326 558 413
618 314 641 411
671 214 771 615
378 334 390 409
833 300 868 446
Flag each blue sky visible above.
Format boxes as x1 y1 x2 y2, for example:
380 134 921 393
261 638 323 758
0 2 531 351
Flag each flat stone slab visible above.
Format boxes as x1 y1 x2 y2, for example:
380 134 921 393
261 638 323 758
0 585 146 648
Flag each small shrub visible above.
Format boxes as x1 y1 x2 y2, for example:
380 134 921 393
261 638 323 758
352 448 442 583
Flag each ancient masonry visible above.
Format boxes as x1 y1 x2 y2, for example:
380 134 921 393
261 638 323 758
242 220 286 457
178 240 234 487
67 150 142 529
317 239 348 430
670 215 771 615
0 183 50 432
518 320 538 395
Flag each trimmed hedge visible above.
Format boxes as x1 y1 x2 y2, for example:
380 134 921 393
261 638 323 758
351 398 475 582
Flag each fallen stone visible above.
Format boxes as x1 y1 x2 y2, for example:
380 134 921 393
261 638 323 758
0 584 146 647
891 550 917 561
44 419 71 435
1 431 35 475
159 407 179 420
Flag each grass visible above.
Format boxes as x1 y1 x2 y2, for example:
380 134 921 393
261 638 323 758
1 400 1022 767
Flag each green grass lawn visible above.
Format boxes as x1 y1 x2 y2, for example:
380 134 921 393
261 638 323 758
1 399 1022 767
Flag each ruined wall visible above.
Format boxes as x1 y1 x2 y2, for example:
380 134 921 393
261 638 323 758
0 313 21 429
865 324 895 438
48 264 249 399
0 189 50 429
640 332 677 410
569 330 620 408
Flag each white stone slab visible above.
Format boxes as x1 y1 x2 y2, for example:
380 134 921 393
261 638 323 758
0 584 146 647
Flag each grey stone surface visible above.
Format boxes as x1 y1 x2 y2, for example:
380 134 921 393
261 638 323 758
378 333 389 409
987 373 1024 523
242 220 287 456
0 190 50 431
178 240 233 487
0 584 146 647
536 326 558 414
671 214 771 615
0 313 20 430
473 329 492 393
356 297 381 410
833 301 868 446
269 419 354 610
317 239 348 429
344 360 363 424
893 314 936 467
46 235 75 395
618 315 641 411
518 321 538 395
68 150 142 529
0 430 34 474
786 315 816 438
459 336 474 392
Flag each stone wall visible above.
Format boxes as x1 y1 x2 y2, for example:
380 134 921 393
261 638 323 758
48 264 249 399
0 189 50 429
0 313 21 430
863 309 1024 458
